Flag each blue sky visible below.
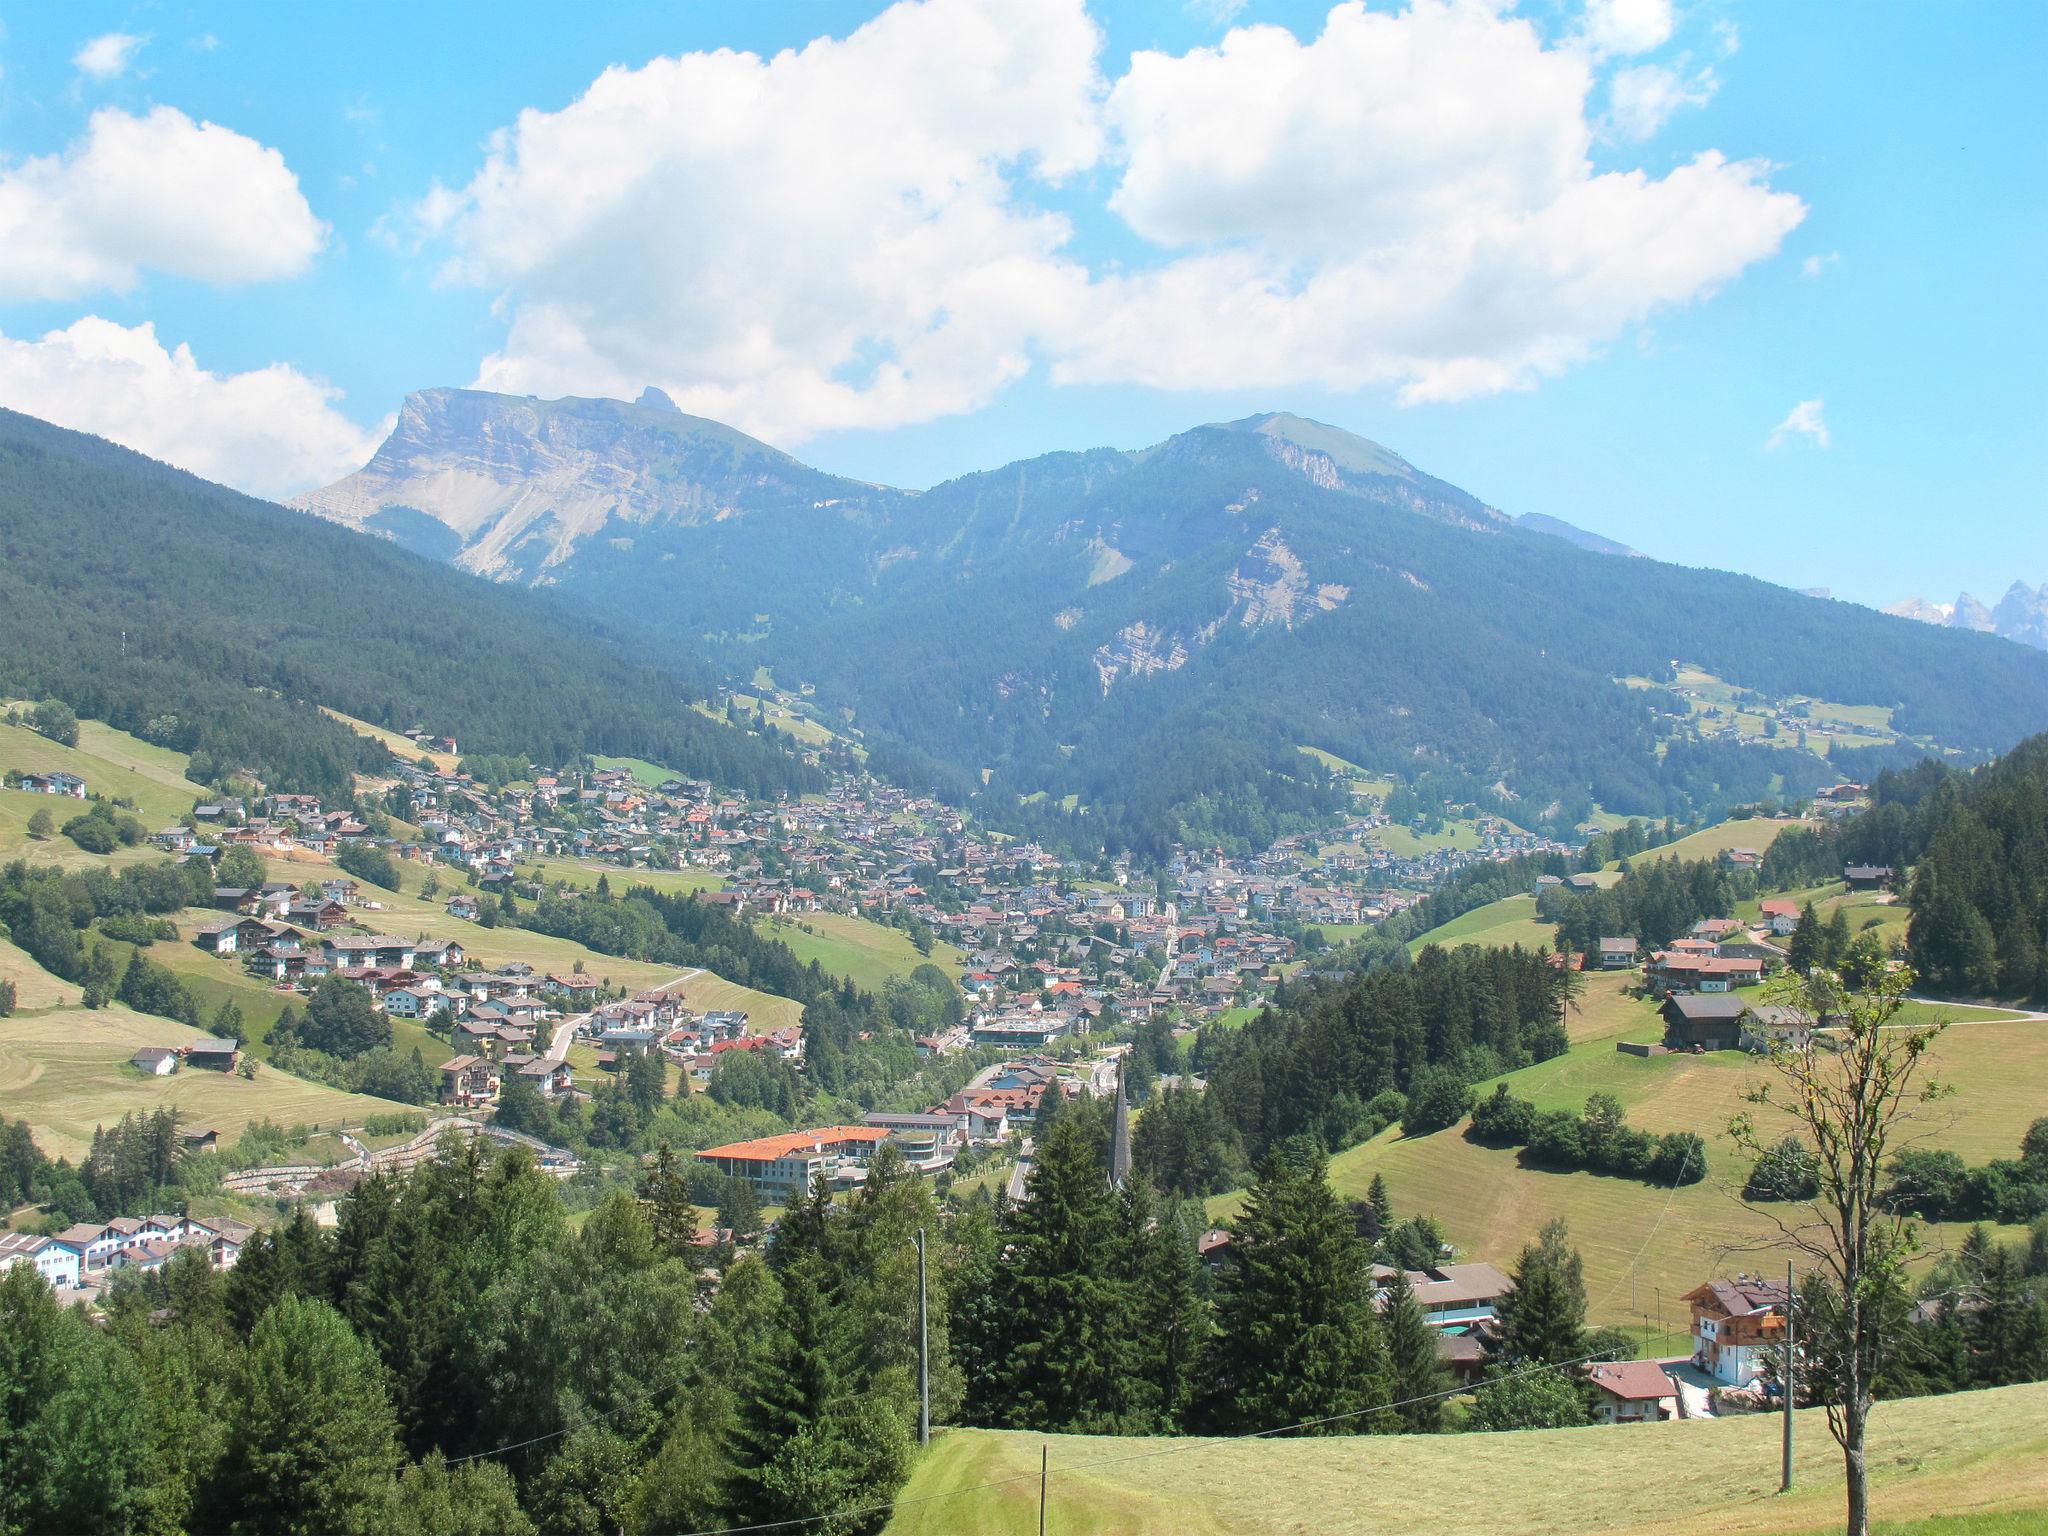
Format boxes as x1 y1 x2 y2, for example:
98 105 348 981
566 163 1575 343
0 0 2040 608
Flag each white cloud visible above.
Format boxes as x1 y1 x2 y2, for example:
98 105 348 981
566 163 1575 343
1581 0 1674 57
0 106 327 301
1767 397 1829 450
1801 250 1839 278
1185 0 1249 24
0 317 383 499
430 0 1103 444
1070 2 1800 403
74 31 146 80
1607 61 1716 141
423 0 1802 437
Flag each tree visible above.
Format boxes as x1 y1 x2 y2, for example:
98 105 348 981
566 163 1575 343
388 1453 535 1536
1380 1266 1451 1431
1489 1219 1587 1367
1367 1172 1393 1229
217 845 267 892
1789 902 1824 974
31 699 79 746
26 807 53 839
301 978 391 1059
1469 1363 1589 1431
1401 1065 1471 1136
718 1176 763 1246
204 1294 402 1536
1205 1147 1393 1434
641 1141 699 1253
1729 963 1946 1536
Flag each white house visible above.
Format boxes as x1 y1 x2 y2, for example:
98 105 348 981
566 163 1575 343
0 1232 83 1288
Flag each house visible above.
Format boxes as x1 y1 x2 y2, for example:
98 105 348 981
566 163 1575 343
19 771 86 798
1586 1360 1680 1423
1596 937 1639 969
696 1126 890 1202
153 826 197 853
545 973 601 1006
51 1222 123 1271
414 939 466 969
1759 899 1802 937
325 934 416 970
446 896 480 921
1685 1276 1788 1385
130 1046 180 1077
181 1128 220 1154
0 1232 83 1288
516 1058 574 1098
380 985 441 1019
184 1037 240 1072
1374 1263 1515 1328
193 918 241 956
439 1054 501 1105
1662 993 1748 1051
1843 864 1895 891
1741 1004 1816 1053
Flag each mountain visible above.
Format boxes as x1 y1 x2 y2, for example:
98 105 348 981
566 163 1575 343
1884 582 2048 650
296 393 2048 853
0 409 818 803
1512 512 1639 557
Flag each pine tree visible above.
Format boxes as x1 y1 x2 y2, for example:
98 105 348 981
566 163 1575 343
1204 1147 1393 1434
1789 903 1824 974
640 1141 699 1253
1139 1196 1215 1430
1489 1219 1588 1366
1380 1266 1450 1431
204 1294 403 1536
1367 1172 1393 1230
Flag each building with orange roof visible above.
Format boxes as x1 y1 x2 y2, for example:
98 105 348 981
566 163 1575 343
696 1126 890 1201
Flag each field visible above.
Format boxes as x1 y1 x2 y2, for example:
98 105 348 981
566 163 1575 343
1618 817 1810 869
1407 893 1558 956
1206 975 2044 1329
533 860 727 898
753 910 967 991
318 708 461 773
0 1000 407 1161
882 1382 2048 1536
1737 879 1912 949
0 715 215 867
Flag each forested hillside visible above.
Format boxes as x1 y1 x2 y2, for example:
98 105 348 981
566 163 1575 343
1761 735 2048 1001
300 397 2048 855
0 411 816 802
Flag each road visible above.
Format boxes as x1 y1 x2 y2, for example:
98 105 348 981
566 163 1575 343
543 967 705 1062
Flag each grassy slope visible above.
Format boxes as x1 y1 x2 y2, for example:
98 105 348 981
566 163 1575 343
1206 976 2043 1327
753 910 967 991
318 708 461 774
0 716 215 869
0 1000 406 1161
1619 818 1811 869
885 1383 2048 1536
1407 893 1558 957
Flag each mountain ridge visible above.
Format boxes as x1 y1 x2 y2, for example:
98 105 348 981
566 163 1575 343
1885 581 2048 651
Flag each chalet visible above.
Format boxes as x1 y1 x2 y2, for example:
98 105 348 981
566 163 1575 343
1759 899 1801 937
1596 937 1639 969
0 1232 82 1288
181 1128 220 1154
1686 1276 1788 1385
130 1047 180 1077
185 1037 240 1072
1843 864 1895 891
696 1126 890 1202
19 771 86 798
414 939 466 969
1586 1360 1680 1423
193 918 241 956
445 896 480 921
1740 1003 1816 1053
51 1222 123 1270
1661 992 1748 1051
439 1055 501 1105
325 934 416 970
153 826 197 853
1563 873 1602 894
380 985 442 1019
545 973 601 1007
515 1058 574 1098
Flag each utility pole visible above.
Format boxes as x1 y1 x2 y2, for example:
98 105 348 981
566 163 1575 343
1039 1444 1048 1536
1781 1260 1795 1493
915 1225 930 1446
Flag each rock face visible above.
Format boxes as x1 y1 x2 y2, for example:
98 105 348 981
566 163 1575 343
291 387 861 582
1884 583 2048 650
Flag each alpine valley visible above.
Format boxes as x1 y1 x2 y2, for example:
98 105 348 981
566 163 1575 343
295 388 2048 854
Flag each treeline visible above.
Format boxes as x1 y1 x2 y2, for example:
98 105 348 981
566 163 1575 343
0 1138 932 1536
1873 1222 2048 1399
1468 1085 1707 1188
1 1110 219 1225
1884 1120 2048 1227
1541 855 1754 954
0 856 216 1023
1761 735 2048 1000
0 408 818 803
1166 944 1570 1189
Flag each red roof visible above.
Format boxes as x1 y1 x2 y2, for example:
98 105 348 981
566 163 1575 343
696 1127 888 1163
1587 1360 1677 1401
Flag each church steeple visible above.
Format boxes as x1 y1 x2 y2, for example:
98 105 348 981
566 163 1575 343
1109 1054 1132 1189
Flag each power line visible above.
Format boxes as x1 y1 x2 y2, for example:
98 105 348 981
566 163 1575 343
661 1349 1622 1536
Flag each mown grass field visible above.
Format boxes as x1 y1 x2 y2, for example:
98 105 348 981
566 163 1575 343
0 1001 407 1161
318 708 462 773
1406 893 1559 956
534 860 727 898
0 716 215 867
883 1382 2048 1536
1621 817 1810 869
754 910 967 991
1205 975 2043 1327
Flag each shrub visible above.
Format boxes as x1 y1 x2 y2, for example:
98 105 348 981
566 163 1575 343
1743 1136 1819 1201
1468 1084 1537 1147
1401 1065 1472 1136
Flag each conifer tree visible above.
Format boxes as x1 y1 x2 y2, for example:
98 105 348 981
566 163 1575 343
1204 1147 1393 1434
1138 1196 1215 1430
1488 1219 1588 1367
1367 1172 1393 1230
1380 1266 1450 1431
640 1141 699 1254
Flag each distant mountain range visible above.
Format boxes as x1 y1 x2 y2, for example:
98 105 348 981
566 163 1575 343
279 389 2048 852
1884 584 2048 651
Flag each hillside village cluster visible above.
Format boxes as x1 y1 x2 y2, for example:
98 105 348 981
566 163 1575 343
7 743 1882 1418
